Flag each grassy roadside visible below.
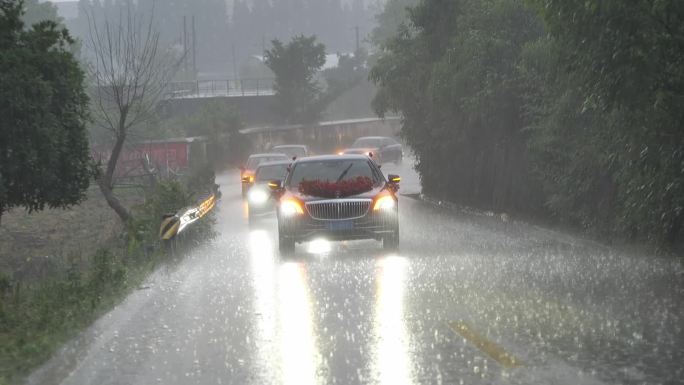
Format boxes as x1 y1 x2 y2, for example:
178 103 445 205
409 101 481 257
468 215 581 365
0 250 139 384
0 180 215 385
0 186 139 281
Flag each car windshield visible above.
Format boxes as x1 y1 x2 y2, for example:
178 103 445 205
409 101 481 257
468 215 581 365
246 156 287 170
352 138 382 148
255 164 289 182
288 160 380 187
273 146 306 158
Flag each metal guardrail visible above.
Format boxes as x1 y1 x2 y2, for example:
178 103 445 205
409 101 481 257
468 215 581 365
160 192 218 240
165 78 275 99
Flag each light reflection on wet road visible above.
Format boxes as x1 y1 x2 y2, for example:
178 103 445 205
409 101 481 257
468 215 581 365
27 160 684 385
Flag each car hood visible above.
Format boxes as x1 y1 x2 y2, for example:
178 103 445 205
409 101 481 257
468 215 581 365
286 185 386 202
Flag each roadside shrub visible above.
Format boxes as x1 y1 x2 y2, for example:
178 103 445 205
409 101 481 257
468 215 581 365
372 0 684 248
89 250 126 300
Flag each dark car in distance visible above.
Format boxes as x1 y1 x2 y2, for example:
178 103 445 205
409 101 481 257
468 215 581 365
271 144 309 159
240 153 289 196
342 136 403 165
269 155 401 254
247 160 291 224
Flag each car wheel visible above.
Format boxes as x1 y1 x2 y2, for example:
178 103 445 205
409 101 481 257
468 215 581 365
279 232 295 255
383 230 399 251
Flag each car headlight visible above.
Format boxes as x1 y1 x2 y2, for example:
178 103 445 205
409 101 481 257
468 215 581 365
373 195 396 211
280 199 304 216
248 189 269 205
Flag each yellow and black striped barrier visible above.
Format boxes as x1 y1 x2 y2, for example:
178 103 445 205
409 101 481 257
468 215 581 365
159 215 181 240
160 193 217 240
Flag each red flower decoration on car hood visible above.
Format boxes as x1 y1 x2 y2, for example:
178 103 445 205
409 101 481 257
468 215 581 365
298 177 374 198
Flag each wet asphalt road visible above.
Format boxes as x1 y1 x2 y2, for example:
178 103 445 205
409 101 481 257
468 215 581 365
28 160 684 385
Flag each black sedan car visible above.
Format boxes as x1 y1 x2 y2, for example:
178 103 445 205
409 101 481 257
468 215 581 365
342 136 403 165
270 155 401 254
240 153 289 197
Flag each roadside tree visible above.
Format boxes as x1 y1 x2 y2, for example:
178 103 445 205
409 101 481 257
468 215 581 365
84 4 178 222
527 0 684 244
0 0 92 225
264 35 326 124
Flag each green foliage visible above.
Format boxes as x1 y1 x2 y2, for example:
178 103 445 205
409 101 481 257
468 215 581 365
525 0 684 244
370 0 418 48
0 174 217 383
0 250 127 383
128 176 216 249
265 35 326 124
318 50 373 119
371 0 545 211
170 101 251 166
322 50 368 97
127 180 191 246
0 0 93 222
372 0 684 246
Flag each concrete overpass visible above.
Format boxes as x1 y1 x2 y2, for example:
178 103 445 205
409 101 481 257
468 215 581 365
159 79 278 127
159 79 402 147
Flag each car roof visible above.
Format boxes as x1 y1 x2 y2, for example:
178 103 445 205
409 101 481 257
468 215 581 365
248 153 288 159
294 154 370 163
272 144 307 149
256 160 292 168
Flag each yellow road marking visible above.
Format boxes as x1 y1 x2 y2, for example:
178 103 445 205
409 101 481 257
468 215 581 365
447 320 523 368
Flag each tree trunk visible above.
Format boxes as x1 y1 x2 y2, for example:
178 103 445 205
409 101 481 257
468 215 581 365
98 131 131 223
98 179 131 222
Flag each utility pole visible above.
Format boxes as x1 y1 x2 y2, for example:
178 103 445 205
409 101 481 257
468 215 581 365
355 25 360 53
183 16 188 74
192 15 197 76
231 44 238 81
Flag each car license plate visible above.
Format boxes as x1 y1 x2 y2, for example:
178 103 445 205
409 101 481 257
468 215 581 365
327 220 354 231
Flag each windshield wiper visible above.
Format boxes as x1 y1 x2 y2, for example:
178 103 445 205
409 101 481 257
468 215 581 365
336 163 354 182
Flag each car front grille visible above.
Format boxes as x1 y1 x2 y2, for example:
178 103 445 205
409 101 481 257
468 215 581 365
305 199 372 220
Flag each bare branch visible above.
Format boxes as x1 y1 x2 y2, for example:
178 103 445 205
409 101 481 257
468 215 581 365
82 0 180 222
